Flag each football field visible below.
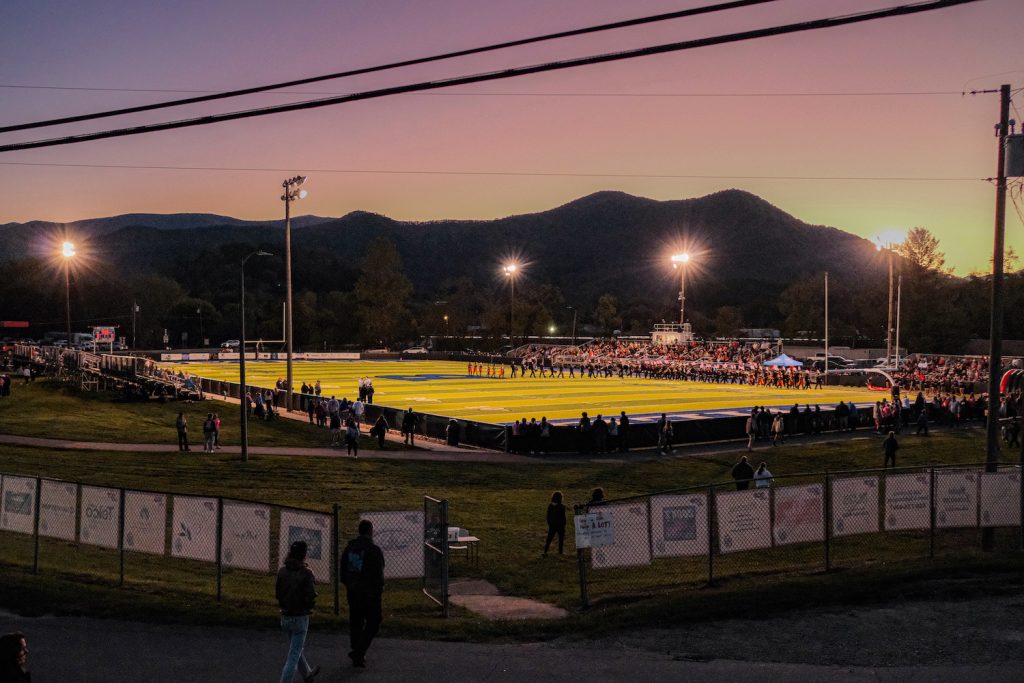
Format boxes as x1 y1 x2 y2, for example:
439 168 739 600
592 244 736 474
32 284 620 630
164 359 879 425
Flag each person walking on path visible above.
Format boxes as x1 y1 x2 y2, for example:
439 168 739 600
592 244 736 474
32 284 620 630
883 431 899 468
175 411 189 452
341 520 385 669
771 413 785 446
754 461 774 488
401 408 418 447
345 419 360 458
745 410 756 452
543 491 567 556
916 405 930 436
370 415 388 449
732 456 754 490
202 413 216 453
274 541 321 683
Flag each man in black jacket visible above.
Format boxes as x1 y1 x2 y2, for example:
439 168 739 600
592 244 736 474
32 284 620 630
732 456 755 491
341 520 385 668
275 541 320 683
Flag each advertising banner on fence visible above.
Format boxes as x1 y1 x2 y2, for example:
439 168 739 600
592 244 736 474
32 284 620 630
171 496 218 562
361 510 424 579
773 484 824 546
221 502 271 572
650 493 708 558
39 479 77 541
832 476 880 537
935 470 979 529
591 502 652 569
574 510 615 549
716 489 771 554
0 476 36 535
279 510 332 579
980 470 1022 527
79 486 121 548
884 472 931 531
123 492 167 556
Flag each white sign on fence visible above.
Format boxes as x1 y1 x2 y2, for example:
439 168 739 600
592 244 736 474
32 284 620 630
123 492 167 556
980 470 1022 527
574 510 615 549
884 472 932 531
773 484 824 546
39 480 77 541
935 470 979 529
591 503 651 569
832 476 880 537
279 510 333 580
79 486 121 548
221 502 271 572
716 489 771 554
650 493 708 558
0 476 37 535
360 510 424 579
171 496 218 562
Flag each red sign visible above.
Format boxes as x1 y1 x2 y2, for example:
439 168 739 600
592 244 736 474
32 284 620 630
1 321 29 328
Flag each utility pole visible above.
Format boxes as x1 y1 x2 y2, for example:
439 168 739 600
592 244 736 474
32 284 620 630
824 271 829 385
984 84 1011 550
886 247 894 365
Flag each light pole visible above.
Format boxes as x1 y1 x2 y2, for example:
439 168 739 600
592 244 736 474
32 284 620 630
280 175 307 411
240 249 273 462
567 306 577 346
443 314 449 338
671 253 690 324
61 241 75 345
503 263 519 347
196 307 204 348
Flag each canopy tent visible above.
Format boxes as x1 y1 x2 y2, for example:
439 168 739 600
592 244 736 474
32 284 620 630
763 354 804 368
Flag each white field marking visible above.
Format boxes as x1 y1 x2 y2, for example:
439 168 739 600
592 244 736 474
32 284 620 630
463 406 509 412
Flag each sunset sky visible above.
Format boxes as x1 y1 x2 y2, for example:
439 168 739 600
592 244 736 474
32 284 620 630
1 0 1022 274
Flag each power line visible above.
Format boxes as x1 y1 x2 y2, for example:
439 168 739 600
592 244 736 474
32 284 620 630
0 160 982 182
0 84 966 98
0 0 778 134
0 0 986 154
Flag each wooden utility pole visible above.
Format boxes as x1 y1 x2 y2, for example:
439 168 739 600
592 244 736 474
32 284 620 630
983 84 1011 550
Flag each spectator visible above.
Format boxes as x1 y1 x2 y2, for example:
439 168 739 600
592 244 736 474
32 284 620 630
745 410 756 452
202 413 216 453
401 408 418 447
607 416 619 452
538 417 551 453
446 419 460 447
754 462 774 488
577 412 592 454
618 411 630 452
370 415 388 448
883 431 899 468
588 487 606 506
543 491 567 556
0 631 30 683
175 411 189 452
593 414 608 453
345 419 360 458
731 456 754 490
213 413 221 450
916 406 930 436
341 520 385 669
771 413 785 446
275 541 321 683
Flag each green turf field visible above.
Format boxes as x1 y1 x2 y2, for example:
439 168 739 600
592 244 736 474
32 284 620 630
163 359 880 424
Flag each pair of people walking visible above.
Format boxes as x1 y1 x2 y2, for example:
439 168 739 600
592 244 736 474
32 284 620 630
275 520 385 681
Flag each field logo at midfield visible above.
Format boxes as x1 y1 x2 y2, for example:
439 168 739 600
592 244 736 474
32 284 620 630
378 373 496 382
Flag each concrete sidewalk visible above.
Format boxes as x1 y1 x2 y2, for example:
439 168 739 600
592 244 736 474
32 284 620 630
2 612 1020 683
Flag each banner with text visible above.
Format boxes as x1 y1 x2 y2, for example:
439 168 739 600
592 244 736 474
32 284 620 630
79 486 121 548
773 484 824 546
716 489 771 554
935 470 979 529
279 510 333 580
980 470 1022 527
650 493 708 558
39 479 76 541
0 476 36 535
221 502 271 572
171 496 218 562
884 472 931 531
832 476 880 537
360 511 424 579
123 492 167 556
591 502 652 569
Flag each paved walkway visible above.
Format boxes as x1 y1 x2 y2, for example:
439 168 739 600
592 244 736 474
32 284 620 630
1 611 1019 682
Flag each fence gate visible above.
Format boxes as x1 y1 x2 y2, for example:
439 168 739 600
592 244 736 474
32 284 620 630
422 496 449 617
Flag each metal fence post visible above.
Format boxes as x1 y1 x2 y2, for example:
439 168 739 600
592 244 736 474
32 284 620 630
929 466 936 559
824 472 832 572
215 497 223 602
574 505 589 609
32 478 41 575
707 485 716 586
332 503 340 617
118 488 125 587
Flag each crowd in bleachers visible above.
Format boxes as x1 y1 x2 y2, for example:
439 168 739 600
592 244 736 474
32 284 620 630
889 355 990 393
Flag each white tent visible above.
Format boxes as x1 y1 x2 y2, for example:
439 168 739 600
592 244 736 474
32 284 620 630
763 353 804 368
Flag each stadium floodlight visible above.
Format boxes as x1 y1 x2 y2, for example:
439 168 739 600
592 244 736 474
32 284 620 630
873 231 905 368
240 249 274 462
280 175 309 412
61 241 76 345
670 252 692 325
503 263 520 347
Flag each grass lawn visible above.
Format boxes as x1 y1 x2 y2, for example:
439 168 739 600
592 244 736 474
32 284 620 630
163 359 881 424
2 422 1018 639
0 379 396 450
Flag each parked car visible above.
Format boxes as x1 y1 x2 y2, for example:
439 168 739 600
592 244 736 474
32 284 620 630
403 346 429 355
811 359 854 371
220 339 240 349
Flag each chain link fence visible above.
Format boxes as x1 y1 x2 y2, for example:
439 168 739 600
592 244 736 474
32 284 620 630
575 462 1023 608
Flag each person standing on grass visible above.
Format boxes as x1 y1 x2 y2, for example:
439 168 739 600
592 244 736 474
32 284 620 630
202 413 216 453
346 418 360 458
370 414 388 448
213 413 221 450
543 491 567 556
745 409 756 452
731 456 754 490
618 411 630 452
275 540 321 683
1 631 31 683
329 411 342 448
175 411 189 452
754 461 774 488
306 399 315 425
771 412 785 446
401 408 418 447
352 398 365 425
916 405 930 436
341 520 385 669
883 431 899 468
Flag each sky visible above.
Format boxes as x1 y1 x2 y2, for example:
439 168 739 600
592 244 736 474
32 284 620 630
0 0 1022 274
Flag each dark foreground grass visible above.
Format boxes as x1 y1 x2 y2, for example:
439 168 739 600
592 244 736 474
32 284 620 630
1 425 1020 638
0 379 395 449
